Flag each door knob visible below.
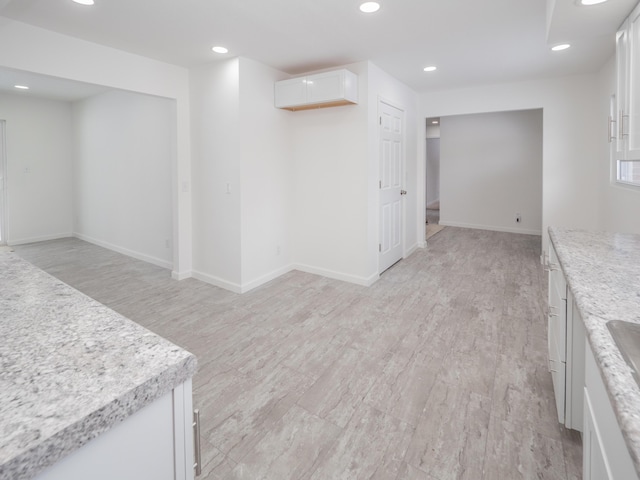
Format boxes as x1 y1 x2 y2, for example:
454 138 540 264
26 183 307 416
400 190 407 195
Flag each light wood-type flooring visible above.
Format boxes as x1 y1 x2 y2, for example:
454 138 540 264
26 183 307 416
14 227 582 480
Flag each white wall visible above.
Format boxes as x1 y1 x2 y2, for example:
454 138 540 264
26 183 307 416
426 138 440 207
238 58 292 290
190 58 242 289
0 93 73 244
439 110 543 235
191 58 419 291
289 60 421 285
367 62 420 272
0 17 423 291
190 57 293 292
418 74 602 252
291 62 371 284
72 90 175 268
0 18 192 277
597 55 640 234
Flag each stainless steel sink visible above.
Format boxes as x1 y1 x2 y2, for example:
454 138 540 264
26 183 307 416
607 320 640 386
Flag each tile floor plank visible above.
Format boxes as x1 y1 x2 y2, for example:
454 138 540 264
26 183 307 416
404 383 491 480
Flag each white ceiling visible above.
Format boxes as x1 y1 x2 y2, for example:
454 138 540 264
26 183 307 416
0 0 636 99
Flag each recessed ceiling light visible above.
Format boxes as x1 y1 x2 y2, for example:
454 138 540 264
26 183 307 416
212 46 229 54
423 66 437 72
359 2 380 13
551 44 571 51
72 0 95 5
579 0 607 5
432 121 439 125
14 85 29 90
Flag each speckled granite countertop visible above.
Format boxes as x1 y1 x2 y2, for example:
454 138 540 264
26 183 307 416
549 227 640 475
0 253 197 480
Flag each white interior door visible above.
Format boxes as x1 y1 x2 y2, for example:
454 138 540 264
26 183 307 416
0 120 6 245
379 101 404 273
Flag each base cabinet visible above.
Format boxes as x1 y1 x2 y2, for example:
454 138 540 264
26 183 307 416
35 380 195 480
583 343 638 480
547 242 584 431
547 243 567 423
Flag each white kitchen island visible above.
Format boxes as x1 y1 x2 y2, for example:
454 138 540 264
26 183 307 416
0 253 198 480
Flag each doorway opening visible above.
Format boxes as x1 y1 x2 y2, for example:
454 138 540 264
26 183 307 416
425 109 543 239
0 120 6 246
425 117 443 240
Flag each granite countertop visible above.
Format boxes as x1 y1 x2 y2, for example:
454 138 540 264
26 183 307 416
0 253 197 480
549 227 640 475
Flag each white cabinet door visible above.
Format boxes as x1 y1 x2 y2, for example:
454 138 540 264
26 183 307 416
584 343 638 480
548 286 566 425
616 3 640 161
307 71 344 105
550 353 566 424
565 295 585 432
548 244 568 423
627 5 640 159
549 275 567 363
584 388 612 480
616 23 629 159
274 77 307 108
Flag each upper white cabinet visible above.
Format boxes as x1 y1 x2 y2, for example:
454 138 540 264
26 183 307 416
275 69 358 111
616 3 640 160
616 22 629 159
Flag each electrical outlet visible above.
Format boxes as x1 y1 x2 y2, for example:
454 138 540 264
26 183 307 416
276 245 281 256
516 213 521 223
165 239 170 248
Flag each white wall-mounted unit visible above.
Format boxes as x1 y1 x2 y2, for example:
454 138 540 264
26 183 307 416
274 69 358 111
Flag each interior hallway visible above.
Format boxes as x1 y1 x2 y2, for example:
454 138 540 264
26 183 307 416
14 227 582 479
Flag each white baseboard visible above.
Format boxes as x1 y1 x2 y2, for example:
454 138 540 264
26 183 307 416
193 263 378 293
9 232 72 246
191 270 242 293
240 265 294 293
293 263 379 287
404 241 423 257
438 221 541 236
171 270 192 281
73 232 173 270
192 265 294 294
